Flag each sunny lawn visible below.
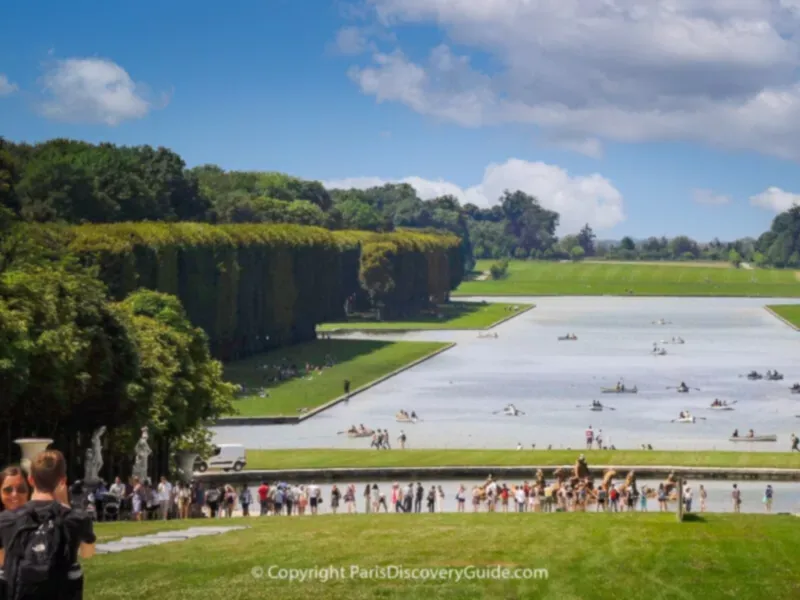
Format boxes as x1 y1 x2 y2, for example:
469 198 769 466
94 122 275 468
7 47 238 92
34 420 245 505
243 448 800 470
318 301 531 331
86 513 800 599
224 340 450 417
768 304 800 328
455 260 800 297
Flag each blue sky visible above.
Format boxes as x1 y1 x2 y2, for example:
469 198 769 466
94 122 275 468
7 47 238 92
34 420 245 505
2 0 800 240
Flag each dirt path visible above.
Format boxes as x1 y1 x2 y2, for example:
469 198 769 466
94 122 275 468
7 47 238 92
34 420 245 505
585 260 731 269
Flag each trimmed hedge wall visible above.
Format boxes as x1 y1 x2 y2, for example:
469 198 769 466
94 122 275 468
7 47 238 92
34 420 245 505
61 223 462 360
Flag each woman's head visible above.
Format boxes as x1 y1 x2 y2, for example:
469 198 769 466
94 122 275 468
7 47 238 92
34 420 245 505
1 465 31 511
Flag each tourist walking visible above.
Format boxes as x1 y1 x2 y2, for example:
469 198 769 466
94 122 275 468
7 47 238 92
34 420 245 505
791 433 799 452
258 481 269 515
456 485 466 512
345 484 356 513
308 481 320 515
732 484 741 513
157 476 173 520
585 426 594 449
639 489 647 512
437 485 445 512
683 485 693 513
330 485 341 514
403 483 413 513
398 430 407 449
239 485 252 517
764 485 773 513
363 484 371 513
427 486 436 512
415 483 424 513
699 485 707 512
657 484 667 512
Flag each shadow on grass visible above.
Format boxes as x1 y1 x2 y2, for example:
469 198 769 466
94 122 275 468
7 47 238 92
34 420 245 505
682 513 707 524
335 301 492 325
224 339 393 396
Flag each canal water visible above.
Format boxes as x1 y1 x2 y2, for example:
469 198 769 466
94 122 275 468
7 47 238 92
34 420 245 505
212 297 800 451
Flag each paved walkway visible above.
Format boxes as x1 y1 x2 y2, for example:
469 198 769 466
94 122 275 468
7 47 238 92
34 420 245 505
95 525 247 554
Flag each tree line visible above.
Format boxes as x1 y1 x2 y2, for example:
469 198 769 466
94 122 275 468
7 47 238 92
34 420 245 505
3 137 800 267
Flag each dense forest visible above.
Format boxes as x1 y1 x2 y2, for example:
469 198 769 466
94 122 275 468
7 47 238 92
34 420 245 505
3 137 799 266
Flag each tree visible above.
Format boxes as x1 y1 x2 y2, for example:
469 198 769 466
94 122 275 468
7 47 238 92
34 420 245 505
359 243 396 319
728 248 742 267
619 236 636 251
570 246 585 261
577 224 596 256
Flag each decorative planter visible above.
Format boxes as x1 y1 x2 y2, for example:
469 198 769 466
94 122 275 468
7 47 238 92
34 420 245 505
14 438 53 472
174 451 200 482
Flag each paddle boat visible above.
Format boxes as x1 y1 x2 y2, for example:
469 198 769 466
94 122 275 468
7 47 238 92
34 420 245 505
495 403 525 416
765 370 784 381
709 399 735 411
675 411 696 423
746 371 763 380
652 347 667 356
790 383 800 394
346 425 374 438
729 428 777 443
558 334 578 341
395 410 418 423
601 385 638 394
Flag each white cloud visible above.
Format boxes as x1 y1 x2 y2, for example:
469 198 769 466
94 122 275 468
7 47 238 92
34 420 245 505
324 158 625 232
692 189 731 205
750 186 800 212
333 27 372 55
0 74 18 96
348 0 800 161
39 58 159 125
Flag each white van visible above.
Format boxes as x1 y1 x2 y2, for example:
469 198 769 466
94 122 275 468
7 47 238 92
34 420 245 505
194 444 247 472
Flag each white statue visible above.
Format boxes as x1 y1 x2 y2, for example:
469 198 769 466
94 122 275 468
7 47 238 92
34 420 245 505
132 426 152 481
84 426 106 482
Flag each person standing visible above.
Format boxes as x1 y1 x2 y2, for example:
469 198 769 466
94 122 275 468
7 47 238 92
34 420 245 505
764 485 773 513
585 426 594 450
732 484 741 513
239 485 252 517
414 483 424 513
257 481 269 516
699 485 707 512
157 476 173 520
791 433 799 452
363 484 371 514
0 450 96 600
683 485 693 513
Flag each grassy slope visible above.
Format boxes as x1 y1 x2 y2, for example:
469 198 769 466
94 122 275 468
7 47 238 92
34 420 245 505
86 514 800 599
768 304 800 328
225 340 449 417
318 302 531 331
244 449 800 470
456 260 800 297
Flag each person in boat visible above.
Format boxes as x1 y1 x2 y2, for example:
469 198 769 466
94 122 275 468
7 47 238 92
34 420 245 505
411 411 418 420
679 411 686 419
359 423 366 432
732 429 738 438
747 429 755 438
615 380 623 392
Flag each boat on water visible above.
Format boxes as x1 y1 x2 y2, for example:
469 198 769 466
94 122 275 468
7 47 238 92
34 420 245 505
709 405 734 411
396 414 418 423
590 406 603 411
601 386 638 394
558 335 578 341
729 435 777 443
675 416 696 423
347 429 374 438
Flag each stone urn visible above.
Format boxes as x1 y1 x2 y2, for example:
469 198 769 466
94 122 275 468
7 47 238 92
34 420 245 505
174 450 200 482
15 438 54 472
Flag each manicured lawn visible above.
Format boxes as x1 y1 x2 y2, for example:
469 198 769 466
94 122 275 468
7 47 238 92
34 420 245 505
768 304 800 328
85 514 800 599
455 260 800 297
244 449 800 470
224 340 450 417
318 302 531 331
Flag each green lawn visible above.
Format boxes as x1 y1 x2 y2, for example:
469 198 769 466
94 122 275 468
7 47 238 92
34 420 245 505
318 301 531 331
224 340 450 417
85 514 800 599
244 449 800 470
318 302 531 331
768 304 800 328
455 260 800 297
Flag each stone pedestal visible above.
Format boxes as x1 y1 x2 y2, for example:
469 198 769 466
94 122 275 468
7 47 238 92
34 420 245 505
14 438 53 472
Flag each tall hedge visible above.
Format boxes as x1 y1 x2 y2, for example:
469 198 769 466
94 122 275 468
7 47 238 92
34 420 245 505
57 223 463 360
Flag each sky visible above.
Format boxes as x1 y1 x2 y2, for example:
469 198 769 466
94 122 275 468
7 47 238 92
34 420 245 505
3 1 800 240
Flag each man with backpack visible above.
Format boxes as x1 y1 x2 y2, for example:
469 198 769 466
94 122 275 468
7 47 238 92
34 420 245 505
0 449 96 600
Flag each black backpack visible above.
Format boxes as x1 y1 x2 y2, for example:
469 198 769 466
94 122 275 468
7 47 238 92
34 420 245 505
3 502 72 600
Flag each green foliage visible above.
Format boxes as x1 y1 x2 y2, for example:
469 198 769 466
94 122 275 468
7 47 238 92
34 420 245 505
490 258 510 280
570 245 586 261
